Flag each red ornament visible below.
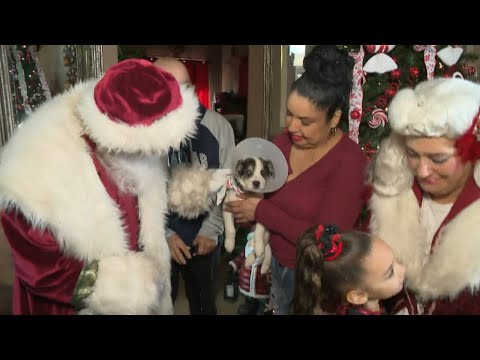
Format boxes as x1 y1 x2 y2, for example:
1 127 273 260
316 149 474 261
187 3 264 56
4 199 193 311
444 65 459 77
350 109 361 120
390 80 401 90
385 87 396 98
375 96 388 108
409 66 420 77
363 143 378 157
390 69 401 79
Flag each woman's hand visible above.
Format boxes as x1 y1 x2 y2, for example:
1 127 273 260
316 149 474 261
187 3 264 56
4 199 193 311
224 194 262 225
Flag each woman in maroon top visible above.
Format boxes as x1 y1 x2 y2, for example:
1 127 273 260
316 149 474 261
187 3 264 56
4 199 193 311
225 45 369 314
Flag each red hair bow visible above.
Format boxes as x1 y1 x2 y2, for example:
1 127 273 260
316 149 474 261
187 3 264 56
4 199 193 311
323 234 343 261
315 224 343 261
315 225 325 241
455 111 480 163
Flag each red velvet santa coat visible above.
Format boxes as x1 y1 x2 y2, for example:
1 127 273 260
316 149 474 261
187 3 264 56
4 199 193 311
369 135 480 315
0 79 200 315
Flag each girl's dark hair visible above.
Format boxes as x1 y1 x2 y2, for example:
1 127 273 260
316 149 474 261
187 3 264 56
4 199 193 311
292 224 372 315
290 45 354 124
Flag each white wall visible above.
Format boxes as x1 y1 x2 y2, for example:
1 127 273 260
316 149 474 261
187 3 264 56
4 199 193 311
37 45 65 96
221 45 239 93
103 45 118 71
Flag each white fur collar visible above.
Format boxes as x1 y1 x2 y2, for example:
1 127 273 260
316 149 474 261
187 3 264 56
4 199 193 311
369 189 480 301
0 84 169 265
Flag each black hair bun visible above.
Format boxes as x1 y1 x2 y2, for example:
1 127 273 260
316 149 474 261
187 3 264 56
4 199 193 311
303 45 354 87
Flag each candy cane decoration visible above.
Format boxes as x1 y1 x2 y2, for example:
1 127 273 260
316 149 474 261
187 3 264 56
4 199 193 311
413 45 437 80
348 46 365 144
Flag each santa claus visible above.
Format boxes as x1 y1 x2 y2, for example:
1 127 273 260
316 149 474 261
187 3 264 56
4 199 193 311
0 58 216 315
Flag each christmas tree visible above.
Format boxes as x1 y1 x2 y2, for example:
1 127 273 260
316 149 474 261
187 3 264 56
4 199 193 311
8 45 51 124
118 46 147 62
338 45 478 157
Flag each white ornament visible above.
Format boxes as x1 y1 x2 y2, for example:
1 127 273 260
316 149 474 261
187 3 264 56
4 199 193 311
437 46 464 67
452 71 464 79
363 53 398 74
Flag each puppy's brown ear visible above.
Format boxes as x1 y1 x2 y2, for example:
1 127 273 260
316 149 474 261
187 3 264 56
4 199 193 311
263 159 275 178
235 160 245 178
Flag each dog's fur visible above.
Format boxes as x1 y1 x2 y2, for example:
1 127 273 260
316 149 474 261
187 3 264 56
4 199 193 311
223 157 275 274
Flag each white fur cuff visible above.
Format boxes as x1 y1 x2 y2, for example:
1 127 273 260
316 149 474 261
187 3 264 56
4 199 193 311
82 253 171 315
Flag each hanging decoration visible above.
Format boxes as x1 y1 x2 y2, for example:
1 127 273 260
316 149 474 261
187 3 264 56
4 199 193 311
363 45 397 74
348 46 365 144
437 45 464 67
341 44 478 157
29 45 51 100
413 45 437 80
11 45 32 115
63 45 77 89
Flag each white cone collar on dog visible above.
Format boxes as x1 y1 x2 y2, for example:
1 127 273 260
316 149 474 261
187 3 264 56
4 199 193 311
231 137 288 193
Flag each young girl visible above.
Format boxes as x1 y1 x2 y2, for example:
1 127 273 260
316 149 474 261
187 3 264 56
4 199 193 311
292 224 405 315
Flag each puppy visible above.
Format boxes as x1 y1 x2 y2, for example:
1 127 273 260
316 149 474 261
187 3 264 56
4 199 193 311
223 157 275 274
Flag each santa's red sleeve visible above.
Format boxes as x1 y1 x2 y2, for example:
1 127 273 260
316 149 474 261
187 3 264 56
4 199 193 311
2 208 167 315
1 209 83 315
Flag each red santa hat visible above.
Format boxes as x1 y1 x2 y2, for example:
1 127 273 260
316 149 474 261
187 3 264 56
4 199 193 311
76 58 199 154
373 78 480 196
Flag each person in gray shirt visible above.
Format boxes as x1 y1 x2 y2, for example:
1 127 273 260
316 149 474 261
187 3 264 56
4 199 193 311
154 58 235 314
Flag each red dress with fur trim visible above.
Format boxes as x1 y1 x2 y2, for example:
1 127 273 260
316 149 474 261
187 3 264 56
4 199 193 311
373 177 480 315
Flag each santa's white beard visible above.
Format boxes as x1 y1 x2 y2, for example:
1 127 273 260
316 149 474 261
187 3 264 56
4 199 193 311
97 150 162 196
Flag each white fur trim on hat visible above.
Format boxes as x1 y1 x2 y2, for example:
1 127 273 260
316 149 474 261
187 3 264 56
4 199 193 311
373 78 480 196
76 81 199 155
388 78 480 138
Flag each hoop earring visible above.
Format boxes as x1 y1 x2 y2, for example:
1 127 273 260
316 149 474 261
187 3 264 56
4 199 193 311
330 127 337 136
